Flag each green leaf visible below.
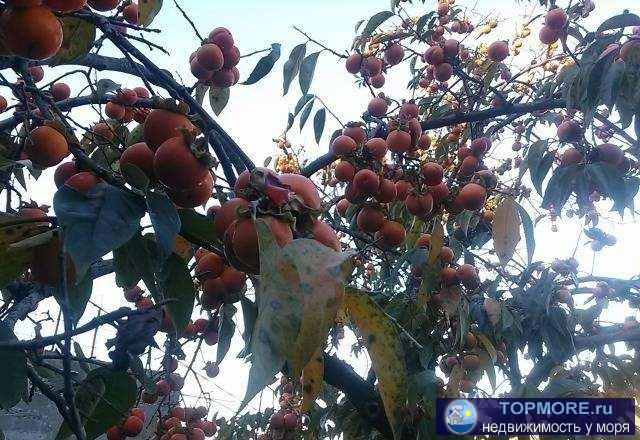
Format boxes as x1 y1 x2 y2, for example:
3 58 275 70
600 60 625 109
527 142 554 196
345 288 407 440
93 79 121 99
243 43 282 85
530 151 555 195
239 296 257 357
217 303 237 364
596 12 640 33
177 209 223 250
128 357 156 393
492 197 521 268
515 202 535 264
542 164 581 211
113 232 158 296
299 52 321 95
313 108 326 144
54 271 94 325
299 99 314 131
125 124 144 148
283 43 307 95
360 11 395 42
138 0 163 26
242 220 351 407
0 246 31 289
120 163 149 191
293 93 315 117
154 253 195 332
50 17 96 65
56 368 137 440
194 83 208 105
209 86 230 116
54 183 145 276
0 322 27 410
146 190 181 260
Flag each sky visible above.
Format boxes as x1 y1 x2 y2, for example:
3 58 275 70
5 0 640 425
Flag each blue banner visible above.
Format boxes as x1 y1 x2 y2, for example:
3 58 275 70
436 398 635 436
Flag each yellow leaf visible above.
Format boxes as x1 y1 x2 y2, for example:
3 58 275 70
0 215 51 288
51 17 96 66
242 220 351 406
445 364 463 397
301 348 324 412
492 197 521 268
345 288 408 440
476 333 497 363
427 219 444 265
139 0 163 27
484 298 502 326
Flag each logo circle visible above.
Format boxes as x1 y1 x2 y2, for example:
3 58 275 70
444 399 478 435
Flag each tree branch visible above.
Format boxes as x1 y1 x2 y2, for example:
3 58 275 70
300 98 568 177
524 326 640 389
323 354 393 439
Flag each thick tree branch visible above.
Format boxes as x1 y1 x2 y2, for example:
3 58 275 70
323 354 393 439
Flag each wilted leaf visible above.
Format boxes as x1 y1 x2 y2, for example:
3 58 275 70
492 197 521 268
301 348 324 412
209 86 230 116
53 183 145 276
345 288 407 440
242 220 351 407
243 43 282 85
283 43 306 95
0 322 27 410
138 0 163 26
50 17 96 65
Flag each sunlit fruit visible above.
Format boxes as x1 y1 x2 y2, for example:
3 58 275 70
456 183 487 211
377 221 406 248
311 220 341 251
153 136 208 190
120 142 155 180
143 109 196 151
278 173 322 210
356 206 385 233
0 5 63 60
25 126 69 168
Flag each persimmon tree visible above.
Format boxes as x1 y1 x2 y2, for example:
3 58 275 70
0 0 639 439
